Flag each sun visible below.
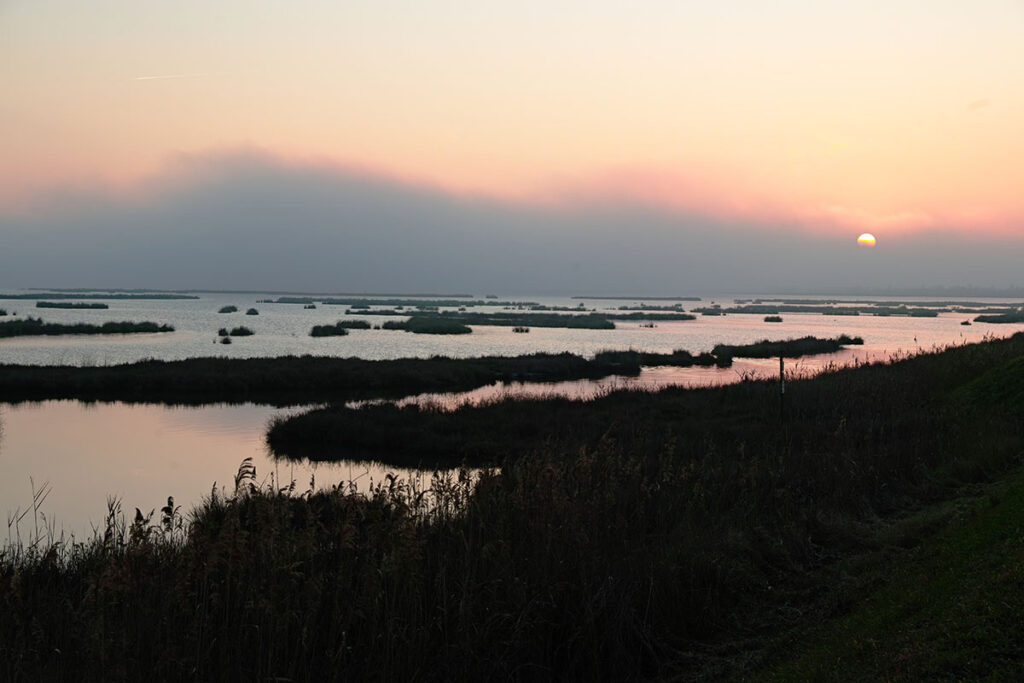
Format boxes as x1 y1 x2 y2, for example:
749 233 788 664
857 233 877 247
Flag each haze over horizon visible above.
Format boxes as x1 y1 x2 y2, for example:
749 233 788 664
2 2 1022 293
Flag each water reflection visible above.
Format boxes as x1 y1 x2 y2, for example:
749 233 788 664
0 401 430 541
344 343 937 412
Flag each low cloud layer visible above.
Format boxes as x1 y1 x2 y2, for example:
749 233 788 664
2 151 1021 295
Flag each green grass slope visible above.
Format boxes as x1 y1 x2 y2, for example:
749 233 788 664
758 467 1024 681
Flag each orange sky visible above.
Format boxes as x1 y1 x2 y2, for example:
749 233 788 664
2 1 1022 233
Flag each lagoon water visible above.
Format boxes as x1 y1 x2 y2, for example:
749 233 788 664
0 400 430 542
0 292 1010 366
1 291 1022 538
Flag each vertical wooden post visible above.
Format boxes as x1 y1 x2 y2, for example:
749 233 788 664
779 356 785 423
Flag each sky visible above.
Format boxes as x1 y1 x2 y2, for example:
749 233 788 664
1 1 1022 293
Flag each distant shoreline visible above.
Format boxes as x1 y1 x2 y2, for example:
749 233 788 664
16 287 475 298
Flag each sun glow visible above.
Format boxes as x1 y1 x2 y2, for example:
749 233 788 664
857 233 877 247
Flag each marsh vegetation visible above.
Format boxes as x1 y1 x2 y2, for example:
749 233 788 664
974 311 1024 324
0 352 656 404
382 317 473 334
694 303 941 317
265 296 538 308
0 335 862 405
363 311 619 329
309 321 371 336
36 301 109 309
711 334 863 360
0 292 198 300
0 318 174 338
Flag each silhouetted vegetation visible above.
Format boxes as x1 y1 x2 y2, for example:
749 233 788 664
217 327 252 337
245 308 259 315
606 312 696 321
739 296 1024 308
353 311 618 329
219 336 232 345
0 334 865 406
512 326 529 333
266 296 315 304
217 305 237 313
572 295 701 300
0 318 174 338
309 323 351 337
382 317 473 334
266 296 538 307
0 352 653 405
592 348 721 369
345 307 403 315
616 303 687 311
520 304 591 311
304 303 316 309
764 315 783 322
974 311 1024 324
0 309 6 316
0 292 198 300
712 334 863 360
323 297 538 308
4 334 1024 680
311 320 371 336
693 303 939 317
36 301 109 309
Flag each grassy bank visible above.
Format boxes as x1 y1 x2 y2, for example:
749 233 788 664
759 465 1024 680
0 318 173 338
3 334 1024 680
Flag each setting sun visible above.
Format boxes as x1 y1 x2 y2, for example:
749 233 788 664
857 233 877 247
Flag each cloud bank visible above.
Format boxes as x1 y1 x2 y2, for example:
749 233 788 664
1 151 1021 295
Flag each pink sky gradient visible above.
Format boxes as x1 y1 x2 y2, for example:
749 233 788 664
2 1 1022 234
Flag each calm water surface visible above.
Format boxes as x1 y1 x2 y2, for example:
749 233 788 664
0 401 432 541
1 292 1016 365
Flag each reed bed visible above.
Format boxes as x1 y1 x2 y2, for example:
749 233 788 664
0 318 174 338
36 302 109 310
